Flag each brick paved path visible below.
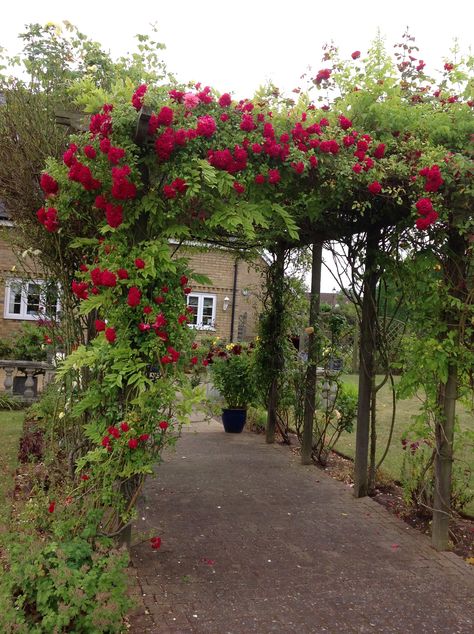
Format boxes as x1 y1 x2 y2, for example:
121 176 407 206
130 418 474 633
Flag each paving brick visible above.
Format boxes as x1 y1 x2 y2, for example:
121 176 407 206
130 419 474 633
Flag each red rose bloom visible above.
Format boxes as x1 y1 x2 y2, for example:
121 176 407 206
255 174 265 184
84 144 97 159
163 184 177 199
105 327 116 343
100 270 117 287
191 356 198 365
415 197 434 216
135 258 145 269
268 169 281 185
219 93 232 107
100 138 111 153
117 268 129 280
108 146 126 165
444 62 454 72
128 438 139 449
373 143 386 159
352 163 362 174
339 115 352 130
233 181 245 194
95 319 106 332
105 203 123 228
156 106 174 126
120 422 130 432
159 421 169 430
351 51 361 60
368 181 382 195
40 173 59 195
127 287 142 307
132 84 147 110
315 68 331 84
196 115 217 138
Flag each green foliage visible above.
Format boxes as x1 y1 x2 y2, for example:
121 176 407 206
0 393 23 410
210 345 256 408
0 533 132 633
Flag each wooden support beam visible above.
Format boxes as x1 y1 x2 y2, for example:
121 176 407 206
353 228 379 497
301 242 323 464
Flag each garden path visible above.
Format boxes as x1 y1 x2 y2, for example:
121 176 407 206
130 415 474 633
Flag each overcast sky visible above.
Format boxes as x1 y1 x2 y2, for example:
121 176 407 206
1 0 472 290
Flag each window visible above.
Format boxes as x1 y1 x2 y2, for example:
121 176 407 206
4 279 60 320
186 293 216 330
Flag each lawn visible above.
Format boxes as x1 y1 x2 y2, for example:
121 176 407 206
335 375 474 515
0 410 24 520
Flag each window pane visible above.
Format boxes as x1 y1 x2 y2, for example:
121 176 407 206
187 296 199 325
202 297 214 326
43 285 58 317
8 282 22 315
26 283 41 316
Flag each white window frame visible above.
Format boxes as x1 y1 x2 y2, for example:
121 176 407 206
186 293 216 330
4 278 61 321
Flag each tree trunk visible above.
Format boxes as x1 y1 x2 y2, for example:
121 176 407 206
432 228 465 550
265 245 285 444
353 229 380 497
368 374 377 492
301 242 323 464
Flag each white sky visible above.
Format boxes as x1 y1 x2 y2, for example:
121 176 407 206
1 0 472 290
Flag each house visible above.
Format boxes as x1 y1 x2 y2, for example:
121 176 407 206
0 219 266 345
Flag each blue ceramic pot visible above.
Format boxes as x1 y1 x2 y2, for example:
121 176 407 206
221 408 247 433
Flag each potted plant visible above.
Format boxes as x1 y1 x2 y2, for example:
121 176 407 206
209 344 256 433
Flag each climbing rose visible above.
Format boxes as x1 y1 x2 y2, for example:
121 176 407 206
95 319 106 332
132 84 147 110
415 198 436 218
373 143 386 159
444 62 454 72
72 280 89 300
127 287 142 307
315 68 331 83
240 114 256 132
339 116 352 130
128 438 139 449
163 184 177 199
108 426 121 439
108 146 125 165
268 169 281 185
183 92 200 109
419 165 443 192
101 436 111 447
120 422 130 432
111 166 136 200
352 51 361 59
100 138 111 153
233 181 245 194
218 93 232 107
84 145 97 159
117 268 129 280
105 203 123 228
40 173 59 195
63 144 78 166
352 164 362 174
139 434 150 442
368 181 382 195
191 356 198 365
156 106 174 126
143 306 152 315
105 327 116 343
196 115 217 137
135 258 145 269
100 270 117 287
172 178 188 193
37 207 59 232
159 421 169 430
255 174 265 184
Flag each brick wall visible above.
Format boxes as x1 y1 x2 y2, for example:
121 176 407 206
0 232 266 345
0 228 44 341
176 246 266 342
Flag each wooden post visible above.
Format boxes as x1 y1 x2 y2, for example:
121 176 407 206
432 229 465 550
353 229 379 497
265 245 285 444
301 242 323 464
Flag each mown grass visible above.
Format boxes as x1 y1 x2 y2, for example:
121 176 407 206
0 410 24 520
335 374 474 515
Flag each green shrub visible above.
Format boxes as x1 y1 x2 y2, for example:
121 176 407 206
0 393 23 410
0 533 132 633
210 344 256 408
